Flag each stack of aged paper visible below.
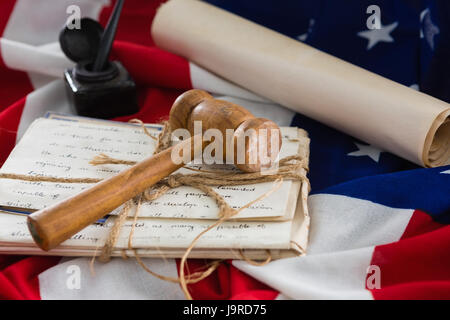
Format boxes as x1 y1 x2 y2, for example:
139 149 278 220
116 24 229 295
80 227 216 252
0 113 310 260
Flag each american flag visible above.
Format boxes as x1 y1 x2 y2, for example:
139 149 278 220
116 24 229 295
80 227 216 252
0 0 449 300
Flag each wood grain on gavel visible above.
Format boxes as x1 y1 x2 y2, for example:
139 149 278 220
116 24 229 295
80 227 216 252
27 89 282 251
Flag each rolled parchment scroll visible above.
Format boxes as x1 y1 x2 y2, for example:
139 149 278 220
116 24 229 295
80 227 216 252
152 0 450 167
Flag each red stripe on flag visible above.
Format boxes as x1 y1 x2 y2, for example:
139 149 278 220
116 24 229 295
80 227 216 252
368 210 450 300
111 41 192 90
178 260 278 300
400 209 445 239
0 255 60 300
368 281 450 300
113 87 185 123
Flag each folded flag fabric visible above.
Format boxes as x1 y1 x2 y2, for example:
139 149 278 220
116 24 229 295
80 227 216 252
0 0 449 300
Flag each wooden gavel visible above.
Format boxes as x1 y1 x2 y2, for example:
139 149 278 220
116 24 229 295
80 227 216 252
27 89 281 251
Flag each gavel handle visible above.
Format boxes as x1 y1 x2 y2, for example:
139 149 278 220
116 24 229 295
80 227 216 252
27 136 204 251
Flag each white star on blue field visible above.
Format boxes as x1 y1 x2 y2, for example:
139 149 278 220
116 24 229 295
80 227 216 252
347 142 384 163
357 21 398 50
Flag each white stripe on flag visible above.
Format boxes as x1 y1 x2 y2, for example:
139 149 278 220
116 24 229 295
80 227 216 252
235 247 375 300
27 43 73 89
306 194 413 254
39 257 185 300
190 62 296 126
16 80 72 142
215 95 295 127
0 38 73 78
234 194 413 299
190 62 269 102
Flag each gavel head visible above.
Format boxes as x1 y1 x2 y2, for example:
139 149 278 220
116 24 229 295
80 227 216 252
169 89 282 172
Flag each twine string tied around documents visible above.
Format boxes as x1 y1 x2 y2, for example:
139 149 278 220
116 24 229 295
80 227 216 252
0 119 310 299
93 120 309 299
